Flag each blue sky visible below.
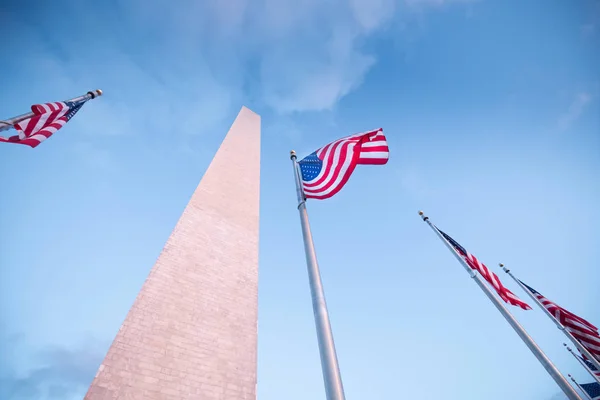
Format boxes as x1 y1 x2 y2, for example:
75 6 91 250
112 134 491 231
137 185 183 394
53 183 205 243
0 0 599 399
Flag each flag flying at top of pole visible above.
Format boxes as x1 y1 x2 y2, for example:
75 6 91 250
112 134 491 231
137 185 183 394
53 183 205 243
418 212 582 400
288 128 388 400
297 128 389 199
434 227 532 310
519 280 600 362
0 89 102 148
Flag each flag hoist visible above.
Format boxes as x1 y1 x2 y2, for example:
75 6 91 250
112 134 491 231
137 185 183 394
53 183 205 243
419 211 582 400
289 128 389 400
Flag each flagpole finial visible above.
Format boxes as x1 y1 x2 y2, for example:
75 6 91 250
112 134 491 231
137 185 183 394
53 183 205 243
499 263 509 273
87 89 103 99
290 150 297 160
418 210 429 221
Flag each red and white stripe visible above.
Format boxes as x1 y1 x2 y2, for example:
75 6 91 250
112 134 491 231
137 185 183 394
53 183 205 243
302 128 389 199
461 251 532 310
534 292 600 362
0 102 71 148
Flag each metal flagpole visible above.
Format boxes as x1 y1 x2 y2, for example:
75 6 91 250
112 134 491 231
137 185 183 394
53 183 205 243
499 263 600 373
569 375 594 400
290 150 346 400
419 211 582 400
565 343 600 384
0 89 103 132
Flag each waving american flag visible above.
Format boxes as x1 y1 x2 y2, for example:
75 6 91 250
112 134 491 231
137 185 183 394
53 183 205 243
0 99 87 148
298 128 389 200
520 281 600 362
436 227 532 310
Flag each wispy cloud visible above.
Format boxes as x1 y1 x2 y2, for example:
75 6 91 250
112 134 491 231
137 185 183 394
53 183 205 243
404 0 477 6
581 23 596 36
558 92 593 130
580 0 600 37
397 166 436 199
0 339 104 400
1 0 476 143
71 142 118 172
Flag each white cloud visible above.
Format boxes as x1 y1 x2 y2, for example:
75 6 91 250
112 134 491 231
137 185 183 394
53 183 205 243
3 0 478 141
558 92 593 130
113 0 477 114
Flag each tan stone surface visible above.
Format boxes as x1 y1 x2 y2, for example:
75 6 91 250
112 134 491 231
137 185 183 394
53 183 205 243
85 107 260 399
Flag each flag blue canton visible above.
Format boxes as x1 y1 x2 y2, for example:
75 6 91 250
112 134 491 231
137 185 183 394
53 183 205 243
585 359 599 372
299 152 323 182
579 356 600 372
519 280 540 295
65 100 85 121
581 382 600 399
438 229 468 255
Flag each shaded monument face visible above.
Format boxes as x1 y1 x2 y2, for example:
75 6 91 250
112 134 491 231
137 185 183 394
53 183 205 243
85 107 261 400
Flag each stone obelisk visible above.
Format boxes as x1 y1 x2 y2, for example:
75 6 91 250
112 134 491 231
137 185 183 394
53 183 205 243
85 106 260 400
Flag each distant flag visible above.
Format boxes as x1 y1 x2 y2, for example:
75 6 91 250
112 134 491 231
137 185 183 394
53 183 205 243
436 228 532 310
579 355 600 378
420 212 580 400
581 382 600 400
563 343 600 385
520 281 600 362
298 128 389 199
0 90 101 148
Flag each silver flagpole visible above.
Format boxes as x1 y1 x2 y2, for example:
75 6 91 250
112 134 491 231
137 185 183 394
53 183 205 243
0 89 103 132
499 263 600 373
419 211 582 400
564 343 600 384
569 375 594 400
290 150 346 400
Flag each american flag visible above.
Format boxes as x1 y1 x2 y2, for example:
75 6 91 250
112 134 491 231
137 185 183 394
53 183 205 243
579 355 600 378
436 228 532 310
520 281 600 362
581 382 600 400
0 99 87 148
298 128 389 199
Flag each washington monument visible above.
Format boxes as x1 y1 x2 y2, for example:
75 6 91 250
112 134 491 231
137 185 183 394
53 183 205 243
85 106 261 399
